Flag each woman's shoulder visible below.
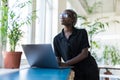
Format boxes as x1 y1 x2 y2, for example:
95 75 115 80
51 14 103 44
54 33 62 40
75 28 87 33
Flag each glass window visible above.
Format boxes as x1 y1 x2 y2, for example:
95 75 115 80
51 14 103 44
35 0 58 44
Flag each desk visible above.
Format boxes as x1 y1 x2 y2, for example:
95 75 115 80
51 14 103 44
0 68 71 80
99 65 120 70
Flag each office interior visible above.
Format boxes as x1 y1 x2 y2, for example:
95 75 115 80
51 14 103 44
0 0 120 80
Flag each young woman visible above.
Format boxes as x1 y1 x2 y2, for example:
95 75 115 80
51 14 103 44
53 9 99 80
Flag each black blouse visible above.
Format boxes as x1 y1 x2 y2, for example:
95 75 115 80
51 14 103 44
53 28 90 62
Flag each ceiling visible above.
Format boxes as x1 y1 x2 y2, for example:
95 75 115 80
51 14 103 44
78 0 120 16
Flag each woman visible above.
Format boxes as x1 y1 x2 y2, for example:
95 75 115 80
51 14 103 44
53 9 99 80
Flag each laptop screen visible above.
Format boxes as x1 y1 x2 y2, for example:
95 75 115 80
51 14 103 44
22 44 59 68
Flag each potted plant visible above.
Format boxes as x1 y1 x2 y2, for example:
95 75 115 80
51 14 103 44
2 0 36 68
101 45 120 80
102 45 120 80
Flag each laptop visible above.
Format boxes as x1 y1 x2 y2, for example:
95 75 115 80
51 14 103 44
22 44 70 69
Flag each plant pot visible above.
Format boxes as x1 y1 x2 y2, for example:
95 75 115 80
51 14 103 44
3 51 22 69
104 69 112 80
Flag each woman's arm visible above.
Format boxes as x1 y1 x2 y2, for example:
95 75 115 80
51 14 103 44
65 48 89 66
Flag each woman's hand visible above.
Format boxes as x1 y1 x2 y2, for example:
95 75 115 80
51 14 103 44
59 62 69 67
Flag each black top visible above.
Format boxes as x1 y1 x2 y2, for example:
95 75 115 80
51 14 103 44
53 28 94 67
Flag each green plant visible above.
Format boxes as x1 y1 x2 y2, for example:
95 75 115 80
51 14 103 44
77 16 108 56
7 0 36 51
1 0 36 52
0 0 8 51
84 0 102 14
77 15 120 63
103 45 120 65
8 26 23 51
79 16 107 63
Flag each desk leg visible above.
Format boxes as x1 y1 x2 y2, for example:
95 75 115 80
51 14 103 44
68 70 74 80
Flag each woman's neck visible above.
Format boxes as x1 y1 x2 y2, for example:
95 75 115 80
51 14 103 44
63 26 74 39
64 26 74 32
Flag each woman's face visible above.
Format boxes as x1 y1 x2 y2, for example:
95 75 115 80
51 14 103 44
59 11 76 26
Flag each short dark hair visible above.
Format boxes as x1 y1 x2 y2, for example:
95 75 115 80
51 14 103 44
64 9 77 25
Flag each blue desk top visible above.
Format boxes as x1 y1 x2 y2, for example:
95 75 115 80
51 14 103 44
0 68 71 80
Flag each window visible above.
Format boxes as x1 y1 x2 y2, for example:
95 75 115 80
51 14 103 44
0 0 58 66
35 0 58 44
22 0 58 61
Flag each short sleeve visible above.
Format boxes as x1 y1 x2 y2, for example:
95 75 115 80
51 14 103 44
53 37 61 57
81 29 90 49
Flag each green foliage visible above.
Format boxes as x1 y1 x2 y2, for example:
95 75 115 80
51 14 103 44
84 0 102 14
8 27 22 51
77 15 120 64
0 0 37 52
79 17 108 37
77 0 120 65
7 0 36 51
77 15 110 64
103 45 120 65
77 16 108 50
0 1 8 50
2 0 8 3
